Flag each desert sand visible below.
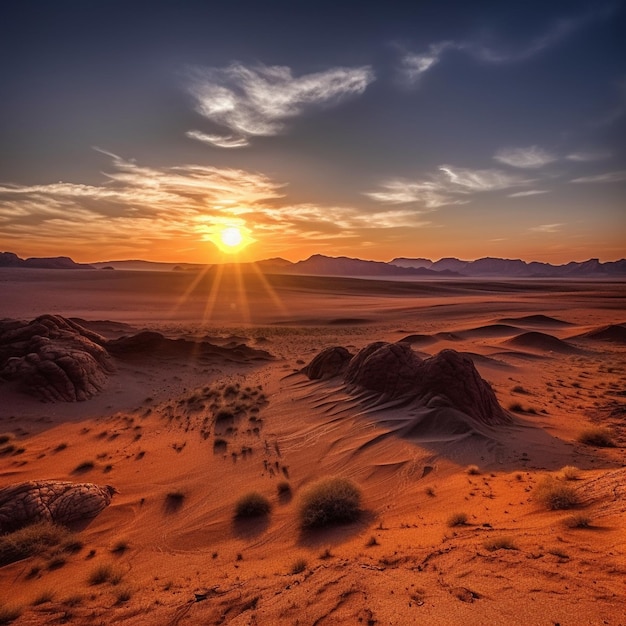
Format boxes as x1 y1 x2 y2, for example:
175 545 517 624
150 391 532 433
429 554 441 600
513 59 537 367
0 267 625 625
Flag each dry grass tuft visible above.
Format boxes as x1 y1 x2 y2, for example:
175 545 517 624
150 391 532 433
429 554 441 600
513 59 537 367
0 605 22 625
563 514 592 529
577 427 616 447
483 536 518 551
290 558 307 574
466 465 480 475
234 492 271 519
447 512 468 527
559 465 580 481
88 563 123 585
0 522 75 567
298 477 362 529
534 476 579 510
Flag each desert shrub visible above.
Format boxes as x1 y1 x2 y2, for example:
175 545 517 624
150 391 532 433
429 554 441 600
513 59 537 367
110 540 129 554
560 466 580 481
88 563 123 585
290 558 307 574
577 427 616 447
0 434 14 445
483 536 517 551
508 402 524 412
424 486 436 497
165 491 185 512
277 481 291 495
298 477 362 529
73 460 95 473
466 465 480 475
447 512 468 527
0 522 74 567
234 492 271 519
0 605 22 625
366 535 379 546
534 476 579 510
563 514 591 529
114 585 132 604
32 590 54 606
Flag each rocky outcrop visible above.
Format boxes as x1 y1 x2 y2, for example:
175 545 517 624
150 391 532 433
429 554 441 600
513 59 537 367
0 315 113 401
0 480 117 532
302 346 353 379
309 341 511 428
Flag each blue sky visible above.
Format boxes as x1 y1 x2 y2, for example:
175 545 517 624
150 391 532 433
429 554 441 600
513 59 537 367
0 0 624 263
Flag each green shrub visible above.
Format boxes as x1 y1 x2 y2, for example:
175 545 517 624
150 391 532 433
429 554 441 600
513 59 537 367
234 492 271 519
534 476 579 510
298 477 362 529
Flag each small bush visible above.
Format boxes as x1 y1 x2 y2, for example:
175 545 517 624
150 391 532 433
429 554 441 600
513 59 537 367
277 481 291 495
366 535 379 546
447 512 468 527
298 477 362 529
73 460 95 473
483 537 517 551
234 492 271 519
0 522 74 567
534 476 579 510
563 514 591 529
424 486 436 497
466 465 480 476
560 466 580 481
290 558 307 574
88 563 123 585
165 491 185 512
114 585 132 604
578 427 616 447
32 590 54 606
508 402 524 412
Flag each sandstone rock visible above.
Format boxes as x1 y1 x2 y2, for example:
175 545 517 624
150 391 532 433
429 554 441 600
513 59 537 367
302 346 353 379
345 341 424 397
0 480 117 532
0 314 113 401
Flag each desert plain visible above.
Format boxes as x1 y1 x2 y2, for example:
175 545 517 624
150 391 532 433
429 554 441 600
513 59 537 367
0 267 624 626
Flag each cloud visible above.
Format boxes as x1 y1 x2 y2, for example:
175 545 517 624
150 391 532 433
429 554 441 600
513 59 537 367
366 165 529 209
508 189 549 198
565 149 611 162
570 170 626 183
187 62 374 145
185 130 250 148
494 146 557 169
399 5 616 85
529 223 562 233
0 151 429 258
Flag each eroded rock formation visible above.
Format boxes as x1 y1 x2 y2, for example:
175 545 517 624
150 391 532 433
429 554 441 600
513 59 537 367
301 346 353 379
0 480 117 532
0 315 113 401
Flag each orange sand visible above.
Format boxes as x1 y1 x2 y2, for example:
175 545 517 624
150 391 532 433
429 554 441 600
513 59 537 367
0 268 624 625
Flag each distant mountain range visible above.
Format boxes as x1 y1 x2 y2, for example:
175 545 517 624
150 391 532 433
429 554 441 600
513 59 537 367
2 251 625 278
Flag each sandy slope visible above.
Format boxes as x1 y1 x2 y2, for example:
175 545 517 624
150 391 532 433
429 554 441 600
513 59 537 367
0 269 625 625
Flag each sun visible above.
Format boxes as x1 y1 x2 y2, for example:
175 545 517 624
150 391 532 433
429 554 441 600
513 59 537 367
220 226 243 248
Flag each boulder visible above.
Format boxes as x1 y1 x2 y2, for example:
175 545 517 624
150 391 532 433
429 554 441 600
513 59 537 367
0 315 113 401
302 346 353 379
0 480 117 532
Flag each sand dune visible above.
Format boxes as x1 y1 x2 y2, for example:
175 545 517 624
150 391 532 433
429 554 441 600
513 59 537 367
498 314 573 327
504 331 585 354
573 323 626 344
0 271 624 625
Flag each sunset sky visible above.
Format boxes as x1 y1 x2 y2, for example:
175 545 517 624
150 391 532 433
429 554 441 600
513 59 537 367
1 0 625 264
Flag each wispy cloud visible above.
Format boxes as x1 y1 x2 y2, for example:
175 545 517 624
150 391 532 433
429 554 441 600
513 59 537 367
185 130 250 148
366 165 529 209
187 62 375 147
0 151 427 258
565 149 611 162
494 146 557 169
529 223 562 233
399 5 616 85
508 189 549 198
570 170 626 183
